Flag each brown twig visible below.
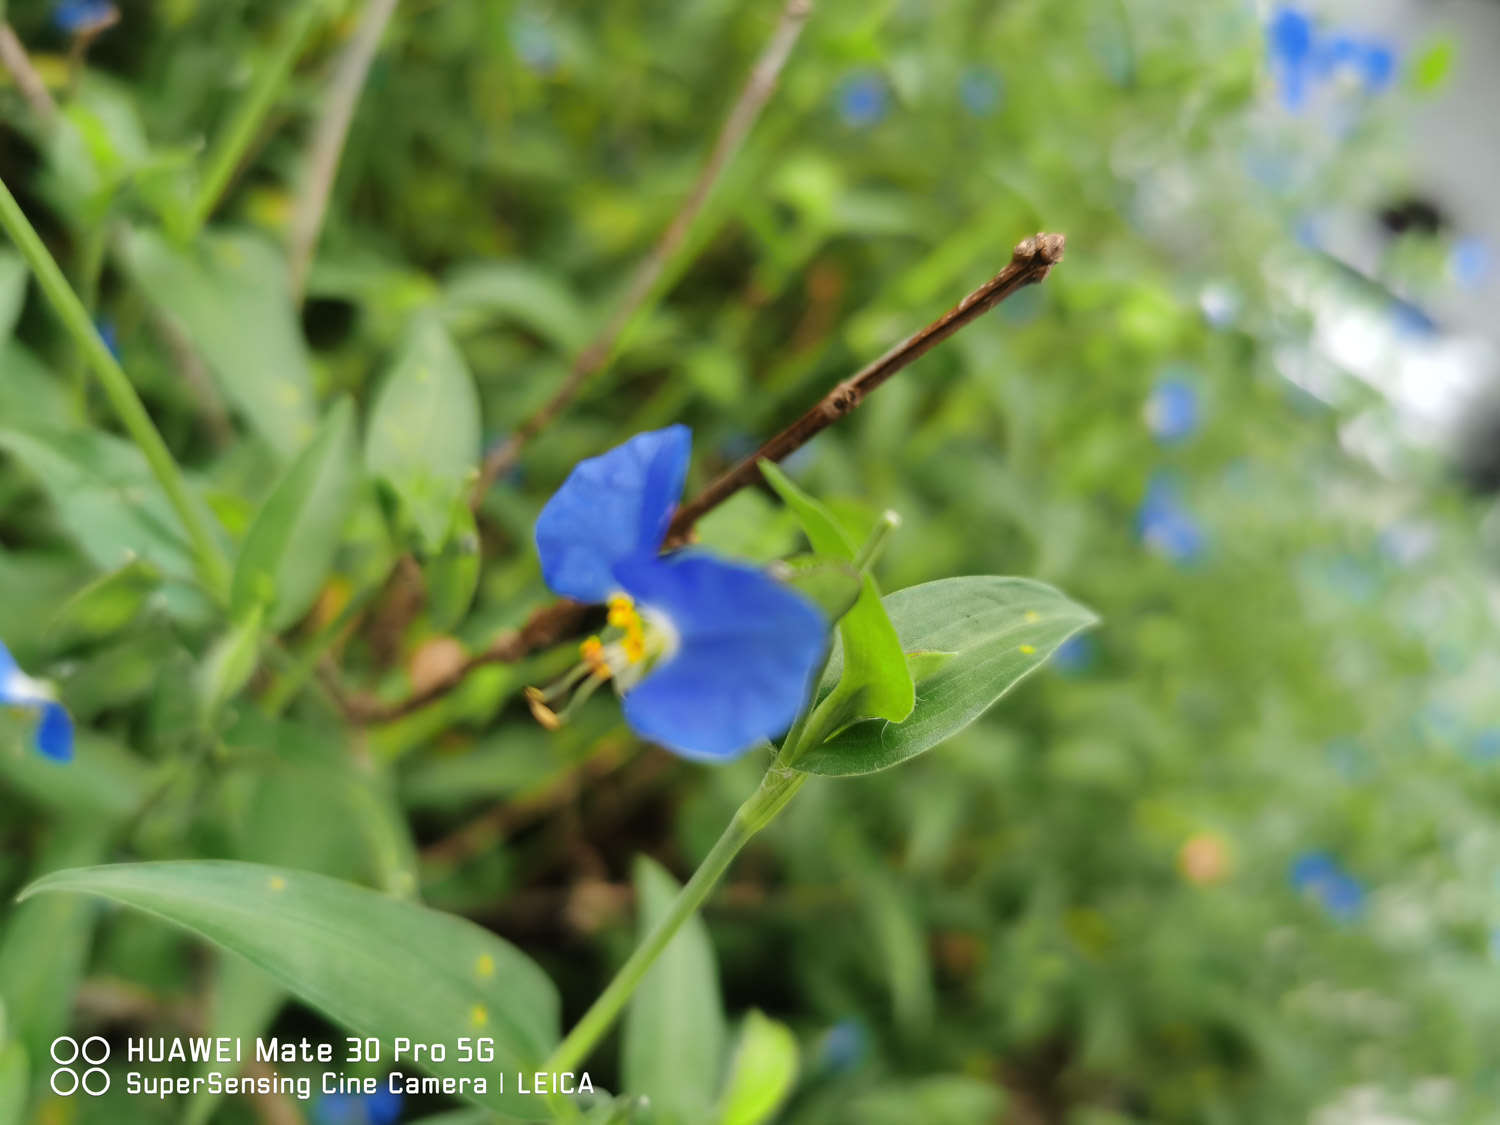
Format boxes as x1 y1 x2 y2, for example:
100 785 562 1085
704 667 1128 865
351 232 1065 723
666 231 1066 540
469 0 814 506
0 22 59 125
287 0 401 301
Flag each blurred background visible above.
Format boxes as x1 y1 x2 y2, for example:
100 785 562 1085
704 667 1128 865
1 0 1499 1122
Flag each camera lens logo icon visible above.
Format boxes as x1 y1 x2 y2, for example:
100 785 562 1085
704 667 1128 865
50 1036 111 1096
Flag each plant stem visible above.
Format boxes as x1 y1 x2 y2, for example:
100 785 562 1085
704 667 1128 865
542 764 807 1077
0 174 232 599
184 5 319 237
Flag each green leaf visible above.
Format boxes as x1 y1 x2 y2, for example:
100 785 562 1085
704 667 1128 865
717 1010 798 1125
0 249 27 340
622 857 726 1125
1411 38 1456 93
48 556 163 646
0 1042 24 1125
197 607 263 728
231 399 359 631
20 861 561 1120
366 315 482 552
770 555 862 624
123 228 317 458
441 262 590 353
426 497 481 632
796 577 1097 776
759 461 913 724
0 426 200 581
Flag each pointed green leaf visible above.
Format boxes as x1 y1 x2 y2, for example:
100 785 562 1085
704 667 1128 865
441 262 590 353
197 607 263 728
759 462 913 724
123 228 317 458
718 1010 799 1125
623 857 726 1125
20 861 561 1120
770 555 862 624
232 399 359 630
366 315 482 551
797 577 1097 776
49 555 162 646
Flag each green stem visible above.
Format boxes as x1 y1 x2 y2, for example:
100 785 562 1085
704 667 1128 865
183 5 319 237
542 764 808 1078
0 174 231 599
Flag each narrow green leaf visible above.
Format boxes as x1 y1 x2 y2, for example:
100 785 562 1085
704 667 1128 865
759 461 913 724
0 426 198 581
231 399 359 630
797 577 1097 776
718 1010 799 1125
197 607 263 728
0 1042 24 1125
48 555 162 646
441 262 590 353
20 861 561 1120
770 555 862 624
426 498 481 632
0 249 27 340
622 857 726 1125
366 315 482 552
123 228 317 457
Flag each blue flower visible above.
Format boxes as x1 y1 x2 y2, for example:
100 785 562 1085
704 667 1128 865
533 427 827 760
1268 6 1316 108
316 1090 402 1125
1290 851 1364 921
1049 634 1095 676
958 66 1002 116
1136 476 1204 565
836 73 888 128
1268 7 1397 108
510 15 560 75
817 1018 871 1074
52 0 117 34
1143 374 1200 444
1451 237 1491 289
0 640 73 762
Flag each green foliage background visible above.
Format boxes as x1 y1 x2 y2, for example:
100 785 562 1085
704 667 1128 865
0 0 1495 1122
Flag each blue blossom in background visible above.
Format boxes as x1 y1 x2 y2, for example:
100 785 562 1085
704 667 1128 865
510 14 560 75
958 66 1002 116
836 72 888 128
1050 633 1095 676
52 0 117 34
1470 729 1500 764
1290 851 1365 921
1143 373 1200 444
96 318 120 361
1450 237 1491 289
0 640 72 762
533 426 827 760
1136 475 1204 565
1267 6 1398 109
816 1018 871 1074
315 1089 402 1125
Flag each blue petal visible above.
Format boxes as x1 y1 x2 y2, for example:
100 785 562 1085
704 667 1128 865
534 426 691 603
614 553 827 760
36 702 73 763
0 641 16 690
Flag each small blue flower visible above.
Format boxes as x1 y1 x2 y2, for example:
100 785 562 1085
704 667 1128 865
1049 633 1094 676
836 72 888 128
958 66 1002 116
817 1018 871 1074
1268 6 1316 108
1290 851 1364 921
510 15 560 75
1136 476 1204 565
0 641 73 762
1143 374 1200 444
96 318 120 361
534 427 827 760
1451 237 1491 289
52 0 117 34
1268 8 1397 108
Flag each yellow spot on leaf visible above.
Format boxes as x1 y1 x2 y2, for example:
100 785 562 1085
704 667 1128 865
470 1005 489 1027
475 954 495 980
268 876 287 892
1024 610 1040 623
1019 644 1036 655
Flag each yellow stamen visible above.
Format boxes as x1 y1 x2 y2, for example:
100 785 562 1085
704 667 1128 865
581 635 612 679
607 594 635 629
525 686 562 730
